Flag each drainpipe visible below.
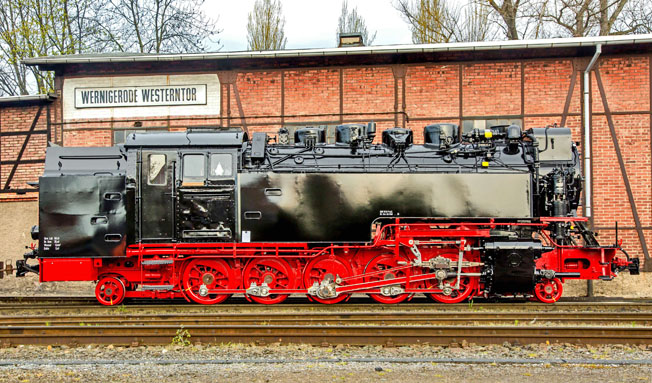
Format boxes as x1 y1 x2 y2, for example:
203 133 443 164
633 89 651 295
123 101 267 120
583 44 601 220
584 44 601 299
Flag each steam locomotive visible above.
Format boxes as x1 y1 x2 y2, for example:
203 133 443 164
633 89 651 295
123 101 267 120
15 122 638 305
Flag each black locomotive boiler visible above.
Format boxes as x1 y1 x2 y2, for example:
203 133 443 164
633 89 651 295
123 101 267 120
15 122 638 305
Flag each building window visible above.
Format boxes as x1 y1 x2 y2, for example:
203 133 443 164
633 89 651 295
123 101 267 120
147 154 167 185
209 153 233 178
183 154 205 183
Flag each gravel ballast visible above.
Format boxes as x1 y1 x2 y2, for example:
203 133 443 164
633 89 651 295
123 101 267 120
1 343 652 383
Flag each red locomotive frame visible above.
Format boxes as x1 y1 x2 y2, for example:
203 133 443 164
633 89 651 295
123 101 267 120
37 217 632 306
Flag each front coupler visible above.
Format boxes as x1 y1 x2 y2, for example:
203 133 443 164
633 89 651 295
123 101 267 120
611 252 639 275
15 248 39 277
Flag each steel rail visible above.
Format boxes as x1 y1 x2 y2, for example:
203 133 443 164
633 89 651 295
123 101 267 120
2 304 652 313
0 296 650 309
0 324 651 346
0 296 649 303
2 311 652 326
1 304 652 313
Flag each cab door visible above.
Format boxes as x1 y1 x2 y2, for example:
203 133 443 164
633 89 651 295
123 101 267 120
140 150 177 240
177 151 237 241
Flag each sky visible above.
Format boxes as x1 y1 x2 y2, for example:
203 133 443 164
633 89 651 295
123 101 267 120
203 0 414 52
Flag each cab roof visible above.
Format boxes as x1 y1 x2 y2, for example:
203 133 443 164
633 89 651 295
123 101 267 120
123 128 247 148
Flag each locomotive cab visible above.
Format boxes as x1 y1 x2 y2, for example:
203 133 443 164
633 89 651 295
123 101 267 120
131 128 244 243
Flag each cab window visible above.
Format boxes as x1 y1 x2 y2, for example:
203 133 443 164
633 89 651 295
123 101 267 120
147 154 167 185
209 153 233 178
182 154 205 183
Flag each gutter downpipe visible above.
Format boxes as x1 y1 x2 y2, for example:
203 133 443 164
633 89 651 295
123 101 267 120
583 44 602 221
584 44 601 299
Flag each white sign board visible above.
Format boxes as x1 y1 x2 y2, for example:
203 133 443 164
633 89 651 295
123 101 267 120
74 85 207 108
63 74 220 120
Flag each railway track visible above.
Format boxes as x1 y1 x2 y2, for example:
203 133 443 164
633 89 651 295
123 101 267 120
2 311 652 326
1 296 651 312
0 303 651 346
0 322 650 346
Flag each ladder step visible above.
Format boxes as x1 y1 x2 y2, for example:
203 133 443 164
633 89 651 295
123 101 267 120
142 259 174 265
141 284 174 291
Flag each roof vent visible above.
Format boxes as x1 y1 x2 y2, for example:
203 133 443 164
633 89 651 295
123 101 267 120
424 123 459 148
294 127 326 147
382 128 413 151
338 32 364 47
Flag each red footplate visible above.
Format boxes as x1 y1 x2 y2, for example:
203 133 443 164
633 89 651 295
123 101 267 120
38 218 637 305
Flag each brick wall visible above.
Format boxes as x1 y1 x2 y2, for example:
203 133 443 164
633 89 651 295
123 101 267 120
1 54 650 267
0 103 50 201
589 57 651 266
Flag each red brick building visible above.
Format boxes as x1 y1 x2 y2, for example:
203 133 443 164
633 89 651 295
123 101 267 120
2 34 651 269
0 94 56 200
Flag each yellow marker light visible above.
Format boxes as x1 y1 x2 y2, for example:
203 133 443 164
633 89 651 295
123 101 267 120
482 161 489 167
484 130 493 138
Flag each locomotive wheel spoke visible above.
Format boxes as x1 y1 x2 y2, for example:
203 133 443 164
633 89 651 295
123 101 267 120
364 254 410 304
424 252 479 304
534 278 563 303
427 275 476 304
95 276 126 306
243 258 295 304
190 266 201 275
303 255 352 304
182 259 234 305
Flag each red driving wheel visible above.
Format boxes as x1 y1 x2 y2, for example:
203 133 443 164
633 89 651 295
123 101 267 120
95 276 126 306
243 258 294 304
534 278 563 303
364 253 410 304
182 259 235 305
303 255 352 304
425 252 478 304
427 275 476 304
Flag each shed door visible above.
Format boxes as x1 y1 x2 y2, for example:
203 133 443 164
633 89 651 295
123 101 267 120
141 151 177 240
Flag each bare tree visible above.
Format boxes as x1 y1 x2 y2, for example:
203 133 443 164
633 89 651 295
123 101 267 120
246 0 287 51
475 0 552 40
522 0 550 38
396 0 496 43
0 0 221 96
97 0 220 53
0 0 89 95
0 2 33 95
454 2 497 42
618 0 652 33
337 0 377 45
543 0 596 36
598 0 629 34
395 0 455 43
484 0 523 39
540 0 633 37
